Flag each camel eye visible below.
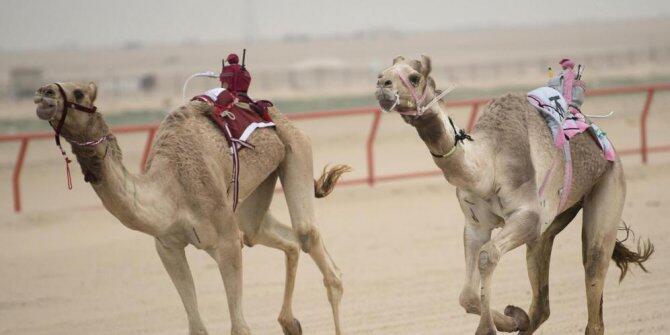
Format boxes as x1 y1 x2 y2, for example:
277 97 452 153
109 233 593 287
409 74 421 86
73 89 84 101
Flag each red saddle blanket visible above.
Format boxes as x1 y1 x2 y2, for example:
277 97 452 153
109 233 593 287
192 88 275 149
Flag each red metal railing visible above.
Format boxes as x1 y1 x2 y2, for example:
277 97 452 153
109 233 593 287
2 83 670 212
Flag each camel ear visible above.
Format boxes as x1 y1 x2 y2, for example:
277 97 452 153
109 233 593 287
420 54 432 76
87 82 98 103
393 56 406 65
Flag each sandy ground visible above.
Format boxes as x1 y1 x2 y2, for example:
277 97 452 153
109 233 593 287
1 93 670 334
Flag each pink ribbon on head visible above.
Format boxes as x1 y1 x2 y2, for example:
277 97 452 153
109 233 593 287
393 67 429 116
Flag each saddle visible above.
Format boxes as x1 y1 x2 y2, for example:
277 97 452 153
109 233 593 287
527 86 616 212
192 88 276 211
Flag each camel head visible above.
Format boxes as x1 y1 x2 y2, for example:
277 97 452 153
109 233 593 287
34 82 99 138
375 55 436 116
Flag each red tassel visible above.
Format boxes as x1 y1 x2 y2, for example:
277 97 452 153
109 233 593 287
65 157 73 190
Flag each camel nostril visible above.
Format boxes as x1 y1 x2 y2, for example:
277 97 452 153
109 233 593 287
384 80 392 87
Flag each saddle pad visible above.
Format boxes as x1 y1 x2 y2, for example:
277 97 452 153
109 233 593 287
527 87 615 161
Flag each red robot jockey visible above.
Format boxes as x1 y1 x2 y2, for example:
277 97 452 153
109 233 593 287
191 50 275 211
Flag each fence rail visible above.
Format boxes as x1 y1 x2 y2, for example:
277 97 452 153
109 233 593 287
2 83 670 213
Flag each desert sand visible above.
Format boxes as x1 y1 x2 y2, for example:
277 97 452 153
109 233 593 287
1 91 670 334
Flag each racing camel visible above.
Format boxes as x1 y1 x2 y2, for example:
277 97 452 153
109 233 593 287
34 81 348 335
375 55 653 334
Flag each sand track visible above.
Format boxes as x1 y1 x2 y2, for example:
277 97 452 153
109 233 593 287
1 95 670 334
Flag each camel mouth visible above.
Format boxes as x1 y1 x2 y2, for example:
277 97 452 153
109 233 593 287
375 87 401 112
377 96 396 112
34 95 57 120
375 90 416 113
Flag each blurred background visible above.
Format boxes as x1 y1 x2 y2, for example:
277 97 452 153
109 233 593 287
2 2 670 335
1 0 670 130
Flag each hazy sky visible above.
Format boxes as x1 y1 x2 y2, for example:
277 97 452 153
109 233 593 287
1 0 669 51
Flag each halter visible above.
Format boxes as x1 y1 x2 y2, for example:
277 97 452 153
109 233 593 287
388 68 470 158
51 83 104 189
393 67 429 116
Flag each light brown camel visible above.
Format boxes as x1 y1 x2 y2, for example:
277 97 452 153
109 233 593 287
375 56 653 335
34 82 349 335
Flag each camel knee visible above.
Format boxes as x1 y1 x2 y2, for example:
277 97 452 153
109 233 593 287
297 226 320 253
285 242 300 262
478 243 501 275
459 286 481 314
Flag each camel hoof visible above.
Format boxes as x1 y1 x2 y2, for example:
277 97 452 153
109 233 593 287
505 305 530 331
281 318 302 335
475 321 497 335
475 327 497 335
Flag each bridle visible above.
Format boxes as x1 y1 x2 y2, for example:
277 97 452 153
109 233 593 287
387 69 472 158
50 83 106 189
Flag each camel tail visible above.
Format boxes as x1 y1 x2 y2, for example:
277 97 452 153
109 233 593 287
611 222 654 282
314 164 352 198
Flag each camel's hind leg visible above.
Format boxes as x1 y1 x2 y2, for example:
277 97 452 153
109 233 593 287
206 206 250 335
254 214 303 335
274 126 343 334
236 173 303 335
520 203 581 335
581 164 625 335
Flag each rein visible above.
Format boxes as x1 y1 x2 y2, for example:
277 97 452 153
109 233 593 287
51 83 104 189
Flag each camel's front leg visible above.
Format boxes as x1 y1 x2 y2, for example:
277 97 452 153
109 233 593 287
155 239 208 335
459 213 527 332
459 224 491 314
476 208 538 335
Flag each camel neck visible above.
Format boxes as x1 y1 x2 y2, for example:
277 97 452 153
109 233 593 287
409 104 484 191
69 116 170 236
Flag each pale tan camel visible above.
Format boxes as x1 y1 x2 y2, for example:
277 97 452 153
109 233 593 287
34 82 349 335
375 56 653 335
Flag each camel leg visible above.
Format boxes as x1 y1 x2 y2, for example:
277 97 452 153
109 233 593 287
275 127 343 334
460 224 524 331
155 239 208 335
581 165 625 335
254 214 302 335
477 208 540 335
518 238 553 335
207 210 250 335
459 224 491 315
235 173 302 334
520 203 581 335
